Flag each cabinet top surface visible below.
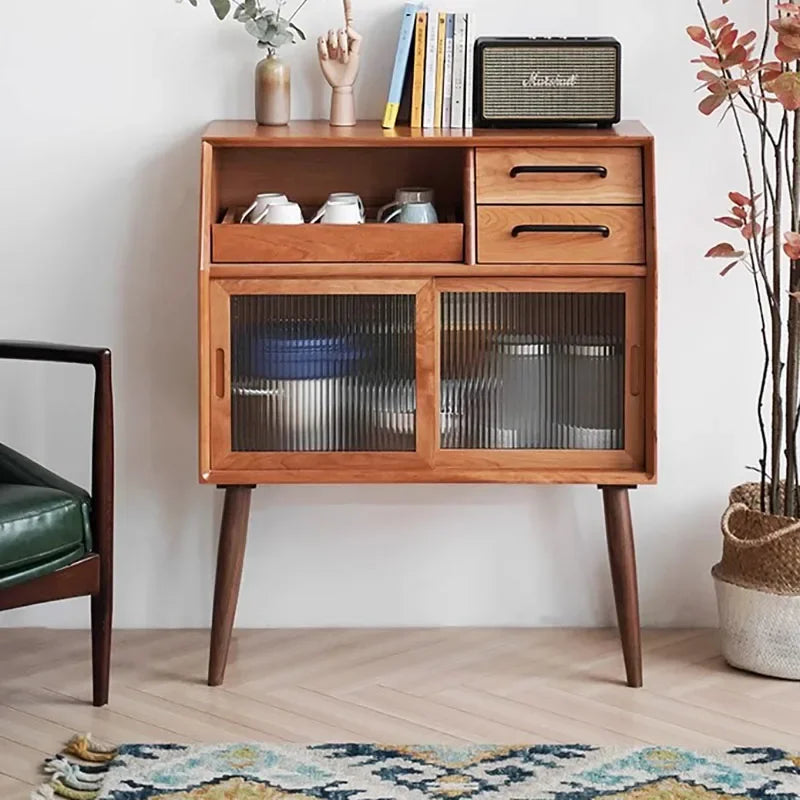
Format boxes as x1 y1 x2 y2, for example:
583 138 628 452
203 120 653 148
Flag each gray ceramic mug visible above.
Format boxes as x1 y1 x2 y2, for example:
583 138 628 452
378 188 439 224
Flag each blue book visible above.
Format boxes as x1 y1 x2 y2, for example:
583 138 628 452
383 3 422 129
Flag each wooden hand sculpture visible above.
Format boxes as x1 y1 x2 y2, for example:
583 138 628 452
317 0 362 127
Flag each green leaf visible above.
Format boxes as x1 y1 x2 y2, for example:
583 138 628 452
234 0 257 21
209 0 231 20
245 17 270 38
269 28 294 46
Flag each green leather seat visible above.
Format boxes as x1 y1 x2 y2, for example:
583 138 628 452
0 443 92 590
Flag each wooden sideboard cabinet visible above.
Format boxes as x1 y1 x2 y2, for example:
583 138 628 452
199 120 657 689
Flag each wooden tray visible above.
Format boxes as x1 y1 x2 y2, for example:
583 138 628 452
212 208 465 264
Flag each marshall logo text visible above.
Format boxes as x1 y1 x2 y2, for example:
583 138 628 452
522 71 579 89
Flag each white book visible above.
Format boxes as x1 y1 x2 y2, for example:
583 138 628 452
441 13 455 128
463 13 475 129
422 6 439 128
450 13 467 129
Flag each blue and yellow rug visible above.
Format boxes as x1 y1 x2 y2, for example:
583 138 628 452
35 739 800 800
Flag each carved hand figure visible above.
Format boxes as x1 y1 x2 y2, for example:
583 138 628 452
317 0 362 126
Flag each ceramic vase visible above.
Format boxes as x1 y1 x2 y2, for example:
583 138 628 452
256 53 290 126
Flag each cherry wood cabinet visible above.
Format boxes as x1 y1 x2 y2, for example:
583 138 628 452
199 120 657 689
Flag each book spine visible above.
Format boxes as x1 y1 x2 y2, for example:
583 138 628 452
433 12 447 127
422 8 438 128
441 13 455 128
463 13 474 128
450 12 467 129
410 10 427 128
382 3 420 129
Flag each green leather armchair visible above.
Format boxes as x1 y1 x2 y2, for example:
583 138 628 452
0 342 113 707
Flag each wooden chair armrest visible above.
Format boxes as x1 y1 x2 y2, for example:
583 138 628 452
0 340 114 564
0 340 110 368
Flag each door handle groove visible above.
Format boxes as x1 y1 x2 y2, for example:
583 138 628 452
630 345 642 397
215 348 226 399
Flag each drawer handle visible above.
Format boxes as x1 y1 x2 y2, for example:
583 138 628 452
509 165 608 179
511 224 611 238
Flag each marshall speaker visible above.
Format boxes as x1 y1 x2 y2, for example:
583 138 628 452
474 37 621 128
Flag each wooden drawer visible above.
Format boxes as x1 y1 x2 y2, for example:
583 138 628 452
212 209 464 264
477 206 645 265
476 147 643 205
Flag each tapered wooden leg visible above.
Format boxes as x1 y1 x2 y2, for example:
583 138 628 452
91 348 114 707
600 486 643 688
208 486 253 687
90 578 112 707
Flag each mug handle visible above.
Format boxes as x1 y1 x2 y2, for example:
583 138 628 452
382 207 403 224
377 201 399 223
240 200 259 224
357 196 366 222
252 205 272 225
309 202 328 224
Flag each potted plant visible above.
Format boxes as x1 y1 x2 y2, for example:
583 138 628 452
183 0 310 125
689 0 800 678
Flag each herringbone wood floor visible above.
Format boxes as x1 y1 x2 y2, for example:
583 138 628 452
2 628 799 799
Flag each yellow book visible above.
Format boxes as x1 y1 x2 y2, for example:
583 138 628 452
411 11 427 129
434 12 447 127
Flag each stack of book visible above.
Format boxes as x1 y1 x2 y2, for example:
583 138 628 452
382 3 475 130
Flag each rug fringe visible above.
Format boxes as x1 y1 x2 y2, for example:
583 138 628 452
32 734 118 800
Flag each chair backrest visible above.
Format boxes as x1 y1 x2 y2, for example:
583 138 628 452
0 442 90 502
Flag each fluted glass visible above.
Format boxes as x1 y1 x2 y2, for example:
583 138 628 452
441 292 625 450
231 294 416 452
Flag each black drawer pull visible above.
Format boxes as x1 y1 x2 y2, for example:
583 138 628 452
512 224 611 238
509 165 608 179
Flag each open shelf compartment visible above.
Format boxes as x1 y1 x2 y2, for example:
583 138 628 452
209 146 469 264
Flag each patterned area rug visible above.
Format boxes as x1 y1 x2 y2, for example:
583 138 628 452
36 741 800 800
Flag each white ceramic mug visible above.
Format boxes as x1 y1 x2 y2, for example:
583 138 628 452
254 200 304 225
241 193 288 224
310 193 365 225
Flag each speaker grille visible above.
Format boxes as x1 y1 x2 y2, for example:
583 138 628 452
482 46 618 121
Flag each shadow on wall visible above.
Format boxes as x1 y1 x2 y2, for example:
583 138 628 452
113 130 218 625
640 488 723 627
240 482 627 627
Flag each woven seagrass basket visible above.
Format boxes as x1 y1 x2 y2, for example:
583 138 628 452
713 482 800 679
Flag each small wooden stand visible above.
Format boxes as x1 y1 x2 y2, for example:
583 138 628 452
198 121 657 689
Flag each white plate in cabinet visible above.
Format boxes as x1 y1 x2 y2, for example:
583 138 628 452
476 147 644 205
477 205 646 265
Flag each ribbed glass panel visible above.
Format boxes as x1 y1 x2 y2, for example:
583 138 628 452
441 292 625 450
231 295 416 452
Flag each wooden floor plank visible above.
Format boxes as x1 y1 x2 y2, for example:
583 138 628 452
263 685 474 743
1 627 795 792
341 683 573 743
431 685 650 746
0 770 33 800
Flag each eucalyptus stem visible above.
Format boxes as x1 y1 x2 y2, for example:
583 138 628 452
288 0 311 22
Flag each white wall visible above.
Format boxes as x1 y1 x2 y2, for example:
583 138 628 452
0 0 763 629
